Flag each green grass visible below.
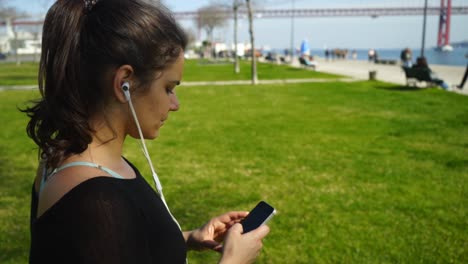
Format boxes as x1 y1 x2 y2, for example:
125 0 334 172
1 80 467 263
0 59 341 86
182 59 342 81
0 62 39 85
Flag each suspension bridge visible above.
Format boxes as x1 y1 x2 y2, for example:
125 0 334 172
0 0 468 47
178 0 466 49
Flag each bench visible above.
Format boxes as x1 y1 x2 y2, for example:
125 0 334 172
402 67 438 87
375 59 397 65
298 57 318 70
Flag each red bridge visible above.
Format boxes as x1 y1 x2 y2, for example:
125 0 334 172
176 2 465 49
174 6 468 19
5 1 468 49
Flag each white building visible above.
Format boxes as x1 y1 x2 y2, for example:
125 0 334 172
0 19 14 54
0 18 42 55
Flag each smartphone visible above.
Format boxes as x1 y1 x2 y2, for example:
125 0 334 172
241 201 276 233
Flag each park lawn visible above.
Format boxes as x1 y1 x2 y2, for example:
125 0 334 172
1 81 467 263
0 59 342 85
182 59 342 81
0 62 39 85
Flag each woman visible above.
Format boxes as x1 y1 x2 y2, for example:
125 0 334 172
412 56 449 90
23 0 269 263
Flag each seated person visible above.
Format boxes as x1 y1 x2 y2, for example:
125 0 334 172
412 57 449 90
299 55 318 68
400 48 413 68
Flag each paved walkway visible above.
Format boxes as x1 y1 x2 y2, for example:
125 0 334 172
1 59 466 95
312 58 467 95
0 85 37 91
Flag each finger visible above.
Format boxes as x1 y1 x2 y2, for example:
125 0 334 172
201 240 221 250
212 244 223 253
214 211 249 229
229 223 244 235
250 225 270 239
220 211 249 222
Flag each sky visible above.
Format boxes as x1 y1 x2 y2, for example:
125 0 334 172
6 0 468 50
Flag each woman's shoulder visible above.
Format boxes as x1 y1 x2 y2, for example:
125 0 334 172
35 158 139 218
35 167 138 220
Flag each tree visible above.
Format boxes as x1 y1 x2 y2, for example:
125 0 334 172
232 0 243 74
214 0 244 73
245 0 257 84
196 4 228 58
0 4 28 65
184 27 197 48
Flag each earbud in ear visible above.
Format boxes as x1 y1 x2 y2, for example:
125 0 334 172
121 82 131 101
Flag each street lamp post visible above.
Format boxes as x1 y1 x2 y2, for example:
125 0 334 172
290 0 295 63
421 0 428 58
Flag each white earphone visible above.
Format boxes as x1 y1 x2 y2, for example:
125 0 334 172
121 81 131 102
120 81 181 230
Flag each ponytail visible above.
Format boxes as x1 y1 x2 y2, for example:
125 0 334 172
23 0 91 168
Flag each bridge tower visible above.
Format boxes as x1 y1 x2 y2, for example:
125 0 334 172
437 0 452 49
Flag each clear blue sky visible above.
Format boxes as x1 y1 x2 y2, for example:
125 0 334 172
7 0 468 50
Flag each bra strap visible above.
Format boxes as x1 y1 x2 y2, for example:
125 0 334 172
39 161 124 194
51 161 125 179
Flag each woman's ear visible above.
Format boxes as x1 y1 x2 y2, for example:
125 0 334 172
113 65 134 103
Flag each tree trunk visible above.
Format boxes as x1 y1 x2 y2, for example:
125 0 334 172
233 4 240 74
246 0 257 85
14 30 20 66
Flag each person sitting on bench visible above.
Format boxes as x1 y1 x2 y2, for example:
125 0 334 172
299 55 318 69
412 57 449 90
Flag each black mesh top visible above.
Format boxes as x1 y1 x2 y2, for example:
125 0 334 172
29 159 186 264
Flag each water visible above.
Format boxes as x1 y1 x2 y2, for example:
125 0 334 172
310 47 468 67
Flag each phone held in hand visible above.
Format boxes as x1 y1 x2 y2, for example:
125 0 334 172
241 201 276 233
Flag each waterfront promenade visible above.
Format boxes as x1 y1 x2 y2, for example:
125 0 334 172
313 58 468 95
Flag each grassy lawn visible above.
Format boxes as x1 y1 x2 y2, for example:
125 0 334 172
0 59 342 86
182 59 342 81
0 62 39 85
1 79 467 263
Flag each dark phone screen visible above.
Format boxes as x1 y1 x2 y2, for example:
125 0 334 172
241 201 275 233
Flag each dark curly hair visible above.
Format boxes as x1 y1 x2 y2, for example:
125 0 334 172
22 0 187 168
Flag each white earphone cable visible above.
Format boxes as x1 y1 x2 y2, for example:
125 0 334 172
127 97 163 192
124 86 182 231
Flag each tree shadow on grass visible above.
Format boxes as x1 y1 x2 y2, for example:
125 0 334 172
374 84 435 92
286 67 304 72
446 159 468 170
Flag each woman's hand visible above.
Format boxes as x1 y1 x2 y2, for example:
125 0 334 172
185 211 248 252
219 223 270 264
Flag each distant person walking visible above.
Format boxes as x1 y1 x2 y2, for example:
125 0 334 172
400 48 413 67
368 49 375 62
455 52 468 90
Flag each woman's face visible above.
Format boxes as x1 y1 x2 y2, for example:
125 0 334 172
130 52 184 139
